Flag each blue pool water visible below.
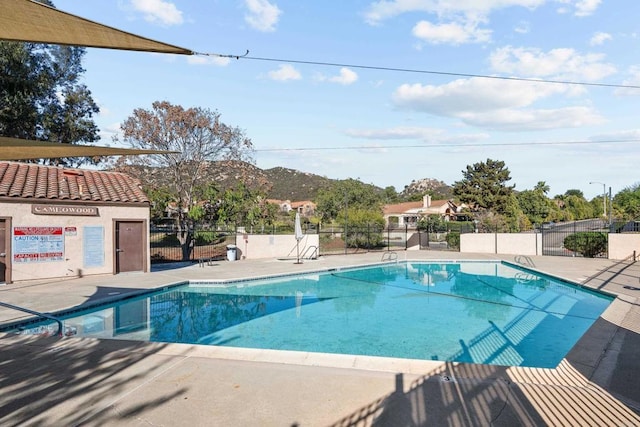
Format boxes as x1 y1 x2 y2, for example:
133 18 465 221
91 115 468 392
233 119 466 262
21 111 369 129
10 261 613 368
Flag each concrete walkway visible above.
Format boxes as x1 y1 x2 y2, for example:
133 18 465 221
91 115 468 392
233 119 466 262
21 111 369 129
1 251 639 426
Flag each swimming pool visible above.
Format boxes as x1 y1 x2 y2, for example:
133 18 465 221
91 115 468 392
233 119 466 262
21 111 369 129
7 261 613 368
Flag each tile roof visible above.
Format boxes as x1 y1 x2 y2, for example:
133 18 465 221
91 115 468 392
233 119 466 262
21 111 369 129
0 162 149 204
383 201 423 215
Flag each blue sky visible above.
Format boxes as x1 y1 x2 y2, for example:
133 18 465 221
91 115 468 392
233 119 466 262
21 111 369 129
54 0 639 200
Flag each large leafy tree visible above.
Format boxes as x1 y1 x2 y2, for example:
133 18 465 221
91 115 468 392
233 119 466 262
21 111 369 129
0 1 100 166
452 159 515 214
117 100 254 260
315 178 383 222
613 183 640 220
517 181 552 226
552 190 595 221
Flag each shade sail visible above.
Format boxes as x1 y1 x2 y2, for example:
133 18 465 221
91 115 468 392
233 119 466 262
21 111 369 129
0 0 193 55
0 137 178 160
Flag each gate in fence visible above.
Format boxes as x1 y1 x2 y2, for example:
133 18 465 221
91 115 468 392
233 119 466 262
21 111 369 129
541 219 609 257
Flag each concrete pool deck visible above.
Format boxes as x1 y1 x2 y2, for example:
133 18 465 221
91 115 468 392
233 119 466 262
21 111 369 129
1 251 639 426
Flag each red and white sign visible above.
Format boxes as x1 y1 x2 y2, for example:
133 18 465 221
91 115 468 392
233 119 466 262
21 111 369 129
13 226 64 263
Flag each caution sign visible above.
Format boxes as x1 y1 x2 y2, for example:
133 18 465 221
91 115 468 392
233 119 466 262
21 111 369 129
13 227 64 263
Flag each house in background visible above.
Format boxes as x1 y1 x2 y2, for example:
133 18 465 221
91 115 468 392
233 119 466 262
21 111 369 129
266 199 292 213
291 200 316 217
0 162 150 284
267 199 316 217
383 195 460 228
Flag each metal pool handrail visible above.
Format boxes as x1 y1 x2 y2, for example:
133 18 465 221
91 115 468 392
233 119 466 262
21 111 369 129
301 245 318 260
381 251 398 262
0 301 64 336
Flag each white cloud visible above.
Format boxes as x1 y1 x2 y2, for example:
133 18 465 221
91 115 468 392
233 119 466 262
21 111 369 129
187 55 231 66
614 66 640 96
590 129 640 141
329 68 359 85
130 0 183 26
391 77 605 130
460 106 605 130
268 64 301 81
590 31 612 46
556 0 601 16
573 0 601 16
412 20 491 44
244 0 282 32
393 78 565 113
345 126 491 143
489 46 617 81
314 68 359 85
345 126 445 140
363 0 545 25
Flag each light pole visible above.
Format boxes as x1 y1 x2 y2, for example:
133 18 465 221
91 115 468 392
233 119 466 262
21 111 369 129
589 181 606 218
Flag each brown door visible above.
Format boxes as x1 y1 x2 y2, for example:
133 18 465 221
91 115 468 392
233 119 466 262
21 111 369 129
0 219 6 282
115 221 144 273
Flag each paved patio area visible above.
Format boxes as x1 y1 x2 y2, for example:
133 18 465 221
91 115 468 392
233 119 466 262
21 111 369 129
1 251 639 426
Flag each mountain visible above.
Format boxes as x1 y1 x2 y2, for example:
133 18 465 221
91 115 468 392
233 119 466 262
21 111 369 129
117 160 451 202
400 178 453 200
262 167 334 200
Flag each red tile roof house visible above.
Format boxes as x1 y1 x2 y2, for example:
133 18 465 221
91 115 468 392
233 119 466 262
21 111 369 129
266 199 317 217
290 200 316 216
0 162 150 284
383 195 460 228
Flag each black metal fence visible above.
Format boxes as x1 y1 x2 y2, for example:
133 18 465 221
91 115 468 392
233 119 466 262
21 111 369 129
150 224 237 264
539 219 618 258
150 218 636 263
149 222 469 263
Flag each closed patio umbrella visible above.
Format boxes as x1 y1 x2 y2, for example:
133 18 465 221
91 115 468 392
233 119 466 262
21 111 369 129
295 211 304 264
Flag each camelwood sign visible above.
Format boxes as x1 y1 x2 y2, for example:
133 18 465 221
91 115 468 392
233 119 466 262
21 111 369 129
32 204 99 216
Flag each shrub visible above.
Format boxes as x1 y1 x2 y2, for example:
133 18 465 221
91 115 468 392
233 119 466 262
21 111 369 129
563 232 607 257
194 230 222 245
446 231 460 250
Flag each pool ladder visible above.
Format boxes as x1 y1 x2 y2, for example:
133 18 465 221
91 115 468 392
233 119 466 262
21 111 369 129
301 245 318 260
381 251 398 262
0 301 64 336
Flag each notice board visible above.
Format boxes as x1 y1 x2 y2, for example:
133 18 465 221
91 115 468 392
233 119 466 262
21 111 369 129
13 226 64 263
83 226 104 268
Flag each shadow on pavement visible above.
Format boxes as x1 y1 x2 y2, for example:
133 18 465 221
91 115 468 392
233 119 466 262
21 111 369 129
0 336 186 425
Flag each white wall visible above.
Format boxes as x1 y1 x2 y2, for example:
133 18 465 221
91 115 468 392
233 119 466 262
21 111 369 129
460 233 542 255
608 234 640 260
460 233 497 254
2 202 149 282
234 233 320 260
462 232 639 260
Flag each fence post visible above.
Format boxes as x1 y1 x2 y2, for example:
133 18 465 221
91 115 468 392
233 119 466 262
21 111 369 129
405 223 408 250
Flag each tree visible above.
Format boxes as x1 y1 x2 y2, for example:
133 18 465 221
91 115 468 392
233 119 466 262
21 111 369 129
315 178 383 222
343 208 385 248
613 183 640 220
452 159 515 213
117 101 254 260
146 186 175 220
0 5 100 167
517 181 552 226
212 183 275 227
382 186 400 204
553 190 594 221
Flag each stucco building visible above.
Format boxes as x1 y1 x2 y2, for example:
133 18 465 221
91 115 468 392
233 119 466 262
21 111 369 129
0 162 150 283
383 195 461 228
